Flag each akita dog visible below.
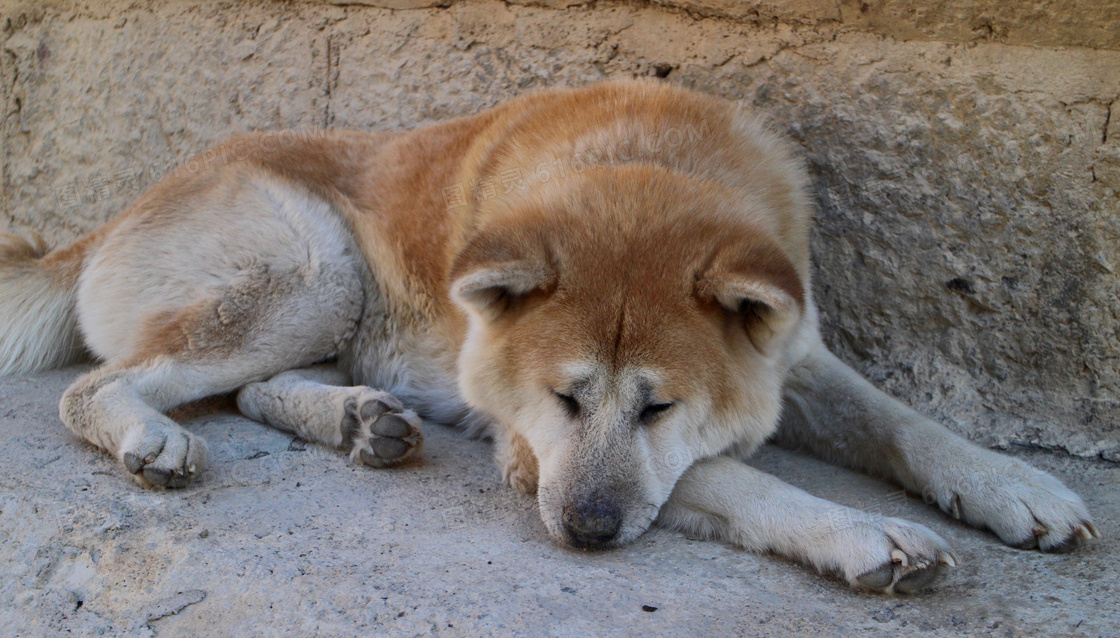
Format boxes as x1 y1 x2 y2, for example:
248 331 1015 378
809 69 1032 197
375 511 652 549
0 80 1096 593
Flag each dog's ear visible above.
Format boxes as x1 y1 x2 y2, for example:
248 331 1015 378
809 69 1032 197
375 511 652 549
710 277 798 318
450 230 554 320
451 261 552 319
697 242 804 352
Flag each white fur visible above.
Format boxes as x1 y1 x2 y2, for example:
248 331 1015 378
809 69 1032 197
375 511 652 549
659 455 957 593
0 235 85 376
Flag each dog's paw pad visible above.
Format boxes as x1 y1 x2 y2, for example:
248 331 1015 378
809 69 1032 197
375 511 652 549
345 392 422 468
120 421 207 489
894 561 944 594
893 537 955 594
855 564 895 590
842 517 956 594
371 413 414 439
853 550 953 594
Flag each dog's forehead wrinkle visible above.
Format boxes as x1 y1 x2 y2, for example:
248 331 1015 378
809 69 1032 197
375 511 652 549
609 298 627 369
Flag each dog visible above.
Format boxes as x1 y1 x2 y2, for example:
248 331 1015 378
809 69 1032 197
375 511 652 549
0 80 1097 593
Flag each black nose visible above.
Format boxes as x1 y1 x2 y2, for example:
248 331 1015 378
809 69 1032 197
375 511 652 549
562 496 622 548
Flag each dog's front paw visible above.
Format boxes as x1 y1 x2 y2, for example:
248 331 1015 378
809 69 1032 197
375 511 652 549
121 420 208 488
831 514 957 594
921 450 1098 552
343 391 423 467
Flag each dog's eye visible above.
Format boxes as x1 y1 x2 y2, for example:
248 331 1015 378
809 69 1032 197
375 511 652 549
551 390 580 418
639 402 674 424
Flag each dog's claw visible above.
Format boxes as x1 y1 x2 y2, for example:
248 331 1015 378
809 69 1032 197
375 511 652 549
938 551 958 568
890 549 908 566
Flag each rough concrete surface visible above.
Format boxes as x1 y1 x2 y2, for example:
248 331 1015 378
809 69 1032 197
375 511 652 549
1 367 1118 636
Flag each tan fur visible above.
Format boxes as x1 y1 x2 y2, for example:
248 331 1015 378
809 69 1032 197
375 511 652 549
0 80 1096 592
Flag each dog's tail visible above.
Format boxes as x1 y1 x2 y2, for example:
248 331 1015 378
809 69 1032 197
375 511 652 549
0 231 94 376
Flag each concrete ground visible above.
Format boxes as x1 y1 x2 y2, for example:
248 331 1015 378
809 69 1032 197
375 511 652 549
0 367 1116 637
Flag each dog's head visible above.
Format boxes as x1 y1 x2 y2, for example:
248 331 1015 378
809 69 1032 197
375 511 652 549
450 165 805 548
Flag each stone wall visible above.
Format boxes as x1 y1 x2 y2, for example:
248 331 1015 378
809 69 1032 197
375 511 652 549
2 0 1118 457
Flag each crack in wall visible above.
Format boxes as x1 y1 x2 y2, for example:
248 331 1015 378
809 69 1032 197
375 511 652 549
1104 99 1113 145
323 33 338 128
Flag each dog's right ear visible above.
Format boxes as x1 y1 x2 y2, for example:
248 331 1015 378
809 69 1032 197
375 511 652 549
450 231 554 320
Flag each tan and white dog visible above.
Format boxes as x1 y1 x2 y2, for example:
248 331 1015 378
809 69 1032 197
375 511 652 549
0 80 1097 593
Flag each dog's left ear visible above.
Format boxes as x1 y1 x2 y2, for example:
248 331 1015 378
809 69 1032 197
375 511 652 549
450 230 554 320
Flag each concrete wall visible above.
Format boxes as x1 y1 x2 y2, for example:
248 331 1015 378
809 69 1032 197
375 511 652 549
2 0 1118 458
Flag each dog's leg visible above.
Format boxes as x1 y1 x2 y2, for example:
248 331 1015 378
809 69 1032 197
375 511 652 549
237 365 422 467
494 427 538 495
61 343 347 488
64 242 366 487
61 361 215 488
659 456 956 593
773 344 1097 552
